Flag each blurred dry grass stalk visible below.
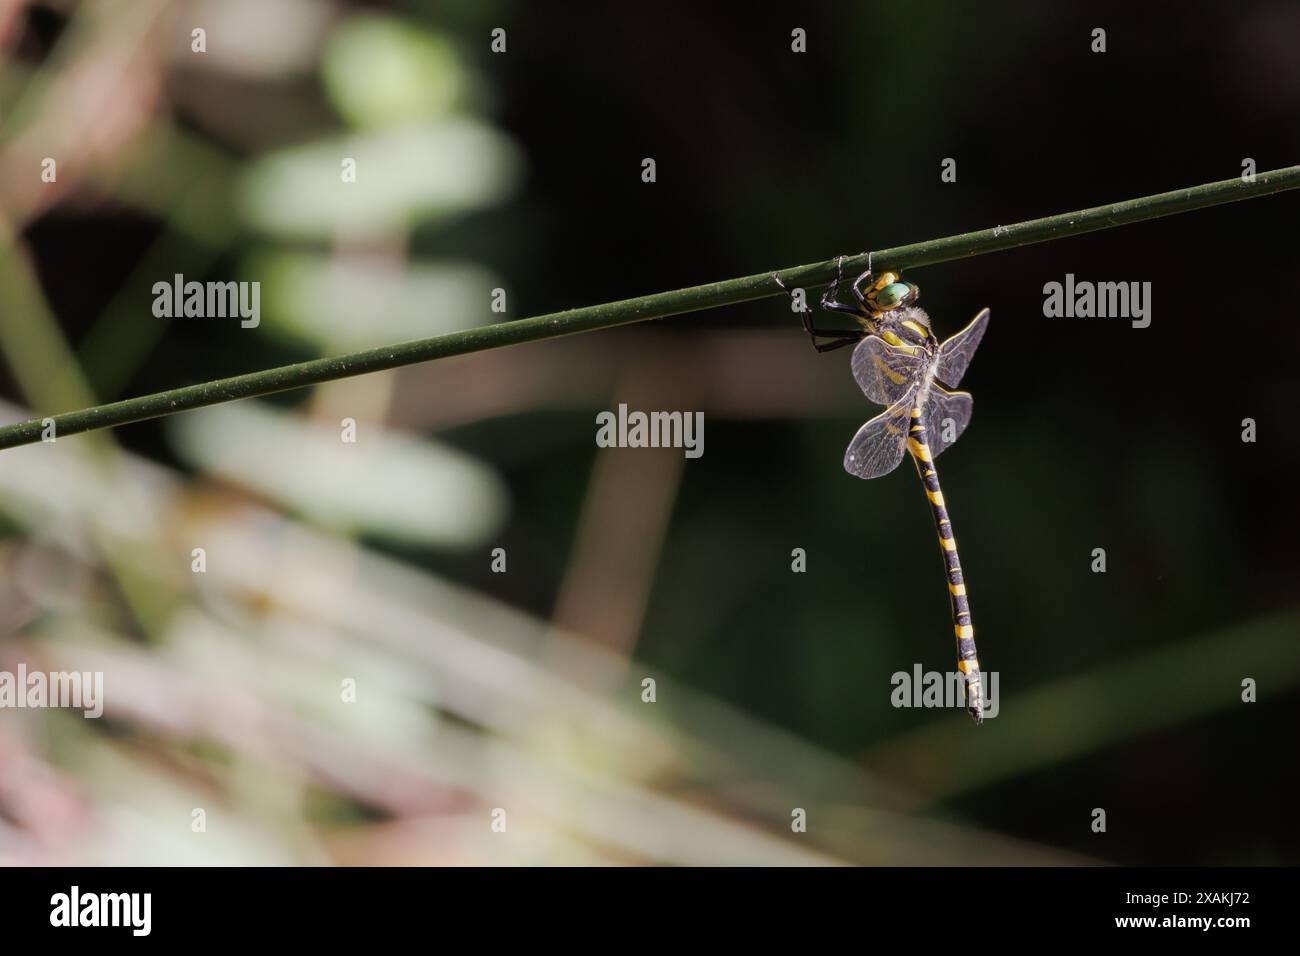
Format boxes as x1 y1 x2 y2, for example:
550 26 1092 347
0 399 1094 864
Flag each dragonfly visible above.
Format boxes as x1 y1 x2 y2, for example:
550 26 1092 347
776 258 990 723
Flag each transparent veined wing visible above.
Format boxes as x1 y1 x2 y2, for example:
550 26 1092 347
851 334 927 406
920 385 973 459
935 307 989 388
844 394 914 479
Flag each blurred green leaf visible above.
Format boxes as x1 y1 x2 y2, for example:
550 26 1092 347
167 401 509 548
237 119 521 241
250 250 500 352
323 14 467 127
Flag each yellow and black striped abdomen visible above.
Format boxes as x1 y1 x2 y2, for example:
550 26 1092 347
907 406 984 723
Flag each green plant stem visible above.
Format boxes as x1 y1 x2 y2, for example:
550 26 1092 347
2 166 1299 451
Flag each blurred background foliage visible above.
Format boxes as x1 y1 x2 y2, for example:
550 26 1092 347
0 0 1297 865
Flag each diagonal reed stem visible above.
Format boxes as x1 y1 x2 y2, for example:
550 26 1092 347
2 165 1299 451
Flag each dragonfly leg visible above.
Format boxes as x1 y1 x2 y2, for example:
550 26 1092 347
819 254 866 316
773 272 863 352
849 251 875 307
818 299 865 318
810 334 859 353
820 254 848 304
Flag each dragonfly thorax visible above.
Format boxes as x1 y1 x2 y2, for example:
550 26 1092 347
862 306 935 352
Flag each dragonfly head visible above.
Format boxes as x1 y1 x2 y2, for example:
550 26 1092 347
865 273 921 314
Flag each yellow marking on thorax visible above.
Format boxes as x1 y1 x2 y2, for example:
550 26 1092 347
880 330 920 354
901 320 926 337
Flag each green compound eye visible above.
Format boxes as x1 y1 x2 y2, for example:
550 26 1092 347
875 282 913 308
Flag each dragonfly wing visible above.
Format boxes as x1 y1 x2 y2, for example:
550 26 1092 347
851 334 927 405
935 307 989 388
921 385 973 458
844 394 914 479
